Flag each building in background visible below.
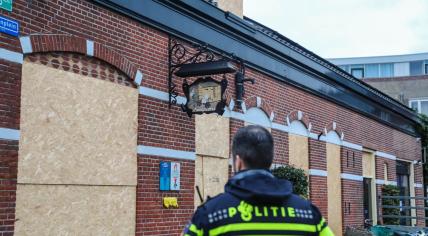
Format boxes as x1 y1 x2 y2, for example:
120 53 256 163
329 53 428 115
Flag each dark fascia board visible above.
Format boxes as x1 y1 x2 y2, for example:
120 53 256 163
92 0 420 136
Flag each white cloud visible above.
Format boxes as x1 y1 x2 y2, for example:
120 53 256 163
244 0 428 58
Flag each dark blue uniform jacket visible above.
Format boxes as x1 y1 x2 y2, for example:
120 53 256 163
183 169 334 236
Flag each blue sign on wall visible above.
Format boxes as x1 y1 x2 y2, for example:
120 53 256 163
0 15 19 37
160 162 171 191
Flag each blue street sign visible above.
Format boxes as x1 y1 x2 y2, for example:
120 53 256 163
0 15 19 37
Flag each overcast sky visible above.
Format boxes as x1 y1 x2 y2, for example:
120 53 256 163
243 0 428 58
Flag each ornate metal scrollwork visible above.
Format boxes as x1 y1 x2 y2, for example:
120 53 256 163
168 36 226 107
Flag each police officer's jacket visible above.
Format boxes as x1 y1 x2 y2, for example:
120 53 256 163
183 169 334 236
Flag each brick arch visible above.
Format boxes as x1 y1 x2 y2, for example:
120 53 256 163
287 110 312 131
324 121 344 140
242 96 275 121
19 34 143 87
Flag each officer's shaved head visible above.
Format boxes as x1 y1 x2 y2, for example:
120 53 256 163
232 125 274 169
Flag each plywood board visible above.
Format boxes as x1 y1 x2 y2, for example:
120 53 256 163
203 156 229 199
195 114 229 159
19 62 138 186
362 152 375 178
194 155 204 207
326 143 343 236
288 134 309 171
15 185 136 236
194 156 228 207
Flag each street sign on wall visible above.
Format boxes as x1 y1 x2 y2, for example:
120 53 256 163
0 15 18 37
0 0 13 12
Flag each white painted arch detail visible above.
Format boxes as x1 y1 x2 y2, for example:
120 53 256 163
288 120 310 137
244 107 272 128
322 130 343 145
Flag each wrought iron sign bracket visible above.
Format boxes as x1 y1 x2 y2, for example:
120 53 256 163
167 36 255 116
168 36 236 107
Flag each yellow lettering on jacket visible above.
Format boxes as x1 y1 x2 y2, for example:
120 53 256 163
229 207 237 218
288 207 295 217
255 206 263 217
270 206 278 217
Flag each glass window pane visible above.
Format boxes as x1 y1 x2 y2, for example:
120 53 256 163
351 68 364 79
425 63 428 75
380 63 393 77
410 61 423 76
365 64 379 78
339 65 349 72
410 101 418 112
421 101 428 115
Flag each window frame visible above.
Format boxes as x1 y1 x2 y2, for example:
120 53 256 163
424 62 428 75
409 98 428 114
351 67 364 79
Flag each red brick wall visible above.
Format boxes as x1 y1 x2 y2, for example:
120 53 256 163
309 139 326 170
271 129 288 165
308 139 328 220
0 60 21 130
136 155 194 236
26 53 136 87
340 148 364 229
342 180 364 229
0 140 18 235
341 148 362 176
416 188 425 226
138 96 195 152
310 176 328 220
375 157 397 182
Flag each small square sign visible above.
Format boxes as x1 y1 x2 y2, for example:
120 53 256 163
0 0 13 12
170 162 180 191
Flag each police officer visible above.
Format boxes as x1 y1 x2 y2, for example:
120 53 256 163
183 125 334 236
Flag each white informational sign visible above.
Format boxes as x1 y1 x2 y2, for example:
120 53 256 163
170 162 180 191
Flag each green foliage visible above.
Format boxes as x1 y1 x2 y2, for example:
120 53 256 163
382 184 400 225
272 165 308 198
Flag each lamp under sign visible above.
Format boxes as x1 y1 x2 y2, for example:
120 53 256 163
182 77 228 117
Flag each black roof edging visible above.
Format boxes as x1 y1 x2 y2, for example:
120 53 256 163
92 0 421 136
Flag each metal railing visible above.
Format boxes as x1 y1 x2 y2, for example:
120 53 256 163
380 195 428 222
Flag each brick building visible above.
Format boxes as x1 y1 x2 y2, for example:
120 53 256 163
0 0 424 235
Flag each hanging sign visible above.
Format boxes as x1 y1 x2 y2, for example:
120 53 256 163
0 0 13 12
182 77 228 117
159 162 181 191
0 15 18 37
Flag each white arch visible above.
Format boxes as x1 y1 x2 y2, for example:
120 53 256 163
244 107 271 127
289 120 309 137
325 130 342 145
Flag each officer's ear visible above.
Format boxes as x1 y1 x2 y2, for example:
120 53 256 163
234 155 244 173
